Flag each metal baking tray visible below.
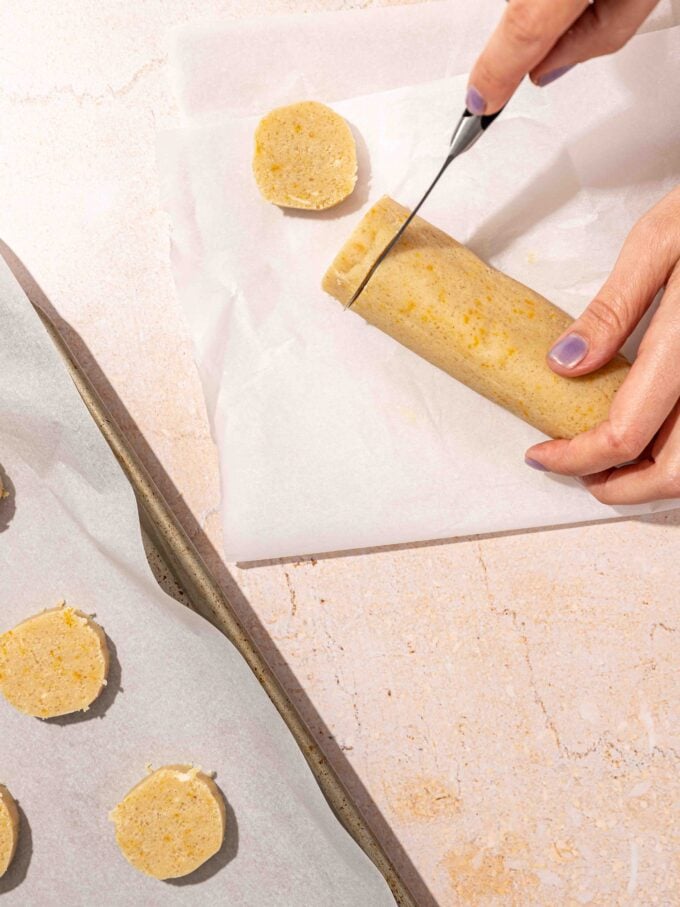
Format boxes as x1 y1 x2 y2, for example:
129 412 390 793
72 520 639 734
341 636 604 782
34 302 417 907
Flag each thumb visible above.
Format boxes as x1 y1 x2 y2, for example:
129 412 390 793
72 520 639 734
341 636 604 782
546 217 675 377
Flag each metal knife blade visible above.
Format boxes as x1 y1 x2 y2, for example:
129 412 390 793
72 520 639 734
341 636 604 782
345 105 506 309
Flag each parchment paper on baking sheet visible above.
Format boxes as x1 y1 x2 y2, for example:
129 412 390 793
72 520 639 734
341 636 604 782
0 256 394 904
159 6 680 562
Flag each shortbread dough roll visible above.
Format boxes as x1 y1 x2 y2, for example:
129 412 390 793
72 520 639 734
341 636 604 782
323 197 629 439
0 784 19 878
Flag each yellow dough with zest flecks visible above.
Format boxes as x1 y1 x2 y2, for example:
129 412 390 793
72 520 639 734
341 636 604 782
0 784 19 878
253 101 357 210
110 765 226 880
323 196 629 439
0 604 109 718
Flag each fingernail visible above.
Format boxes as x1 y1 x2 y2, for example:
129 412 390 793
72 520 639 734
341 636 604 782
548 333 588 368
525 457 549 472
536 65 573 87
465 85 487 116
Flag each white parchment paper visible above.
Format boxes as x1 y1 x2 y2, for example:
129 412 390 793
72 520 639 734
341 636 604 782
160 4 680 561
0 257 394 904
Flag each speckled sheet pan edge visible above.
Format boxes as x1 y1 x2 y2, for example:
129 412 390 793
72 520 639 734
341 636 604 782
32 301 414 907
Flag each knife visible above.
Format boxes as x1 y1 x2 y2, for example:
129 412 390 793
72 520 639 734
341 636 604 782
345 104 506 309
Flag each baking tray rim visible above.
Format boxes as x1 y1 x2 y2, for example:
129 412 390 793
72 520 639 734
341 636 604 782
33 302 416 907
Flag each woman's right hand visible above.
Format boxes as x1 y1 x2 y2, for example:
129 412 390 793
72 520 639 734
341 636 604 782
466 0 661 116
525 186 680 504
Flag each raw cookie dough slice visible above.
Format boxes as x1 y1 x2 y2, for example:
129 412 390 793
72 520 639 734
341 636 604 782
110 765 226 879
253 100 357 210
0 604 109 719
0 784 19 878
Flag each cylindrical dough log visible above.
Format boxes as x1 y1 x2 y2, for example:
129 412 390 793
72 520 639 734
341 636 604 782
322 197 629 440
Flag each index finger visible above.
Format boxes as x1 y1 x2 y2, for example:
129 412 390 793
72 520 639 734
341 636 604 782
468 0 589 114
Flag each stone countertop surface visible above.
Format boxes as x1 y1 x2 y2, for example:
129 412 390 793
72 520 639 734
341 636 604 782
1 2 678 904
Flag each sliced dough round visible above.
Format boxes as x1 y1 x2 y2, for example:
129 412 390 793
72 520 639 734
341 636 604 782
0 605 109 719
253 100 357 210
110 765 226 880
0 784 19 878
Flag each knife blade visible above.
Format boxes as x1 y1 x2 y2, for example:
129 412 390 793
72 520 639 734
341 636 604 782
345 104 506 309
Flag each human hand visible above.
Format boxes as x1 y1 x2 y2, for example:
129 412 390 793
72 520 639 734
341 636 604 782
524 186 680 504
466 0 661 115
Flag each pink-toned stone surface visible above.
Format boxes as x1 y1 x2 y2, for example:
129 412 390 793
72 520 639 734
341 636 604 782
1 2 678 904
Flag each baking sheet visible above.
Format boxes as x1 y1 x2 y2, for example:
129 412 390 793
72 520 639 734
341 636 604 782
159 4 680 562
0 257 394 904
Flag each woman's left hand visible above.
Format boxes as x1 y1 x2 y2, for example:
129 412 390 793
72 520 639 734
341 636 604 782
525 185 680 504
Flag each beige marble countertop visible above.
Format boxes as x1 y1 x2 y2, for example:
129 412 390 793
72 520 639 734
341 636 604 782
1 2 678 904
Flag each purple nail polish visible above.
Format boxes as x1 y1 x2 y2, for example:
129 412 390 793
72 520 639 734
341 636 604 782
525 457 549 472
537 65 573 87
548 333 588 368
465 85 486 116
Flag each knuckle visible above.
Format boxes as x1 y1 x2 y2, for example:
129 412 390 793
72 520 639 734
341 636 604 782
667 480 680 501
631 211 680 272
582 474 615 504
641 211 680 251
634 210 665 243
668 185 680 218
504 1 545 48
611 20 638 52
667 264 680 295
657 211 680 248
597 28 628 55
604 423 646 461
591 7 634 54
588 483 612 505
583 294 629 338
664 461 680 497
474 56 507 96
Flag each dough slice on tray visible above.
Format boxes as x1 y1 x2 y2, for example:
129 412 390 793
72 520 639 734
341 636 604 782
110 765 226 880
0 604 109 719
0 784 19 878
